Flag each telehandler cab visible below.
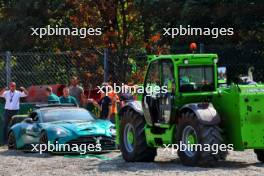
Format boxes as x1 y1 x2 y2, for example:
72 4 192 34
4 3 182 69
116 53 264 167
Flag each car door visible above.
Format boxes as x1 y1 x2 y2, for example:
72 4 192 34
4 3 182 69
159 60 176 123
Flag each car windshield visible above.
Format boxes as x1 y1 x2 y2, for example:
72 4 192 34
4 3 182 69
179 66 215 92
41 108 95 122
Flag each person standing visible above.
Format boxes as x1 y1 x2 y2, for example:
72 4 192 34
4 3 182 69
0 82 28 144
69 76 84 106
88 87 112 120
45 86 60 104
59 87 78 106
119 84 134 107
105 83 119 123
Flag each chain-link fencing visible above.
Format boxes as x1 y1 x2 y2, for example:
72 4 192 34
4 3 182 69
0 49 263 89
0 49 105 88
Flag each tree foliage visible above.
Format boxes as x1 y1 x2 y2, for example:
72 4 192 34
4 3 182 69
0 0 264 83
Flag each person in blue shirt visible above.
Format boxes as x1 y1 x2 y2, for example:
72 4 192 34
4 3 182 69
45 86 60 104
59 87 78 106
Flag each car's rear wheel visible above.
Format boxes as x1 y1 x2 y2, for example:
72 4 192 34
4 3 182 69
8 131 17 150
120 109 157 162
254 149 264 162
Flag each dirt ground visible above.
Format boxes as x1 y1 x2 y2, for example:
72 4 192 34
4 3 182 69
0 146 263 176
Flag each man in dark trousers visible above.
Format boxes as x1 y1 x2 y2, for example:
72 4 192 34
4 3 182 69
88 87 112 120
0 82 28 144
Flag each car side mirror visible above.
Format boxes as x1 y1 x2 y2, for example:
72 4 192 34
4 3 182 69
24 118 33 124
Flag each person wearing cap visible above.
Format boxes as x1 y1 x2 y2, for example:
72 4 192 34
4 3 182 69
0 82 28 144
45 86 60 104
59 87 78 106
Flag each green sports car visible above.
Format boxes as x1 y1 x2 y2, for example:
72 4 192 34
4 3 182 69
8 104 116 153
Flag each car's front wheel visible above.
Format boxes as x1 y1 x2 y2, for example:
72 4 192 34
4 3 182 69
8 131 17 150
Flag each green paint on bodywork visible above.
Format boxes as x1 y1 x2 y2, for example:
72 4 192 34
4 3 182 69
187 134 196 145
127 131 134 144
118 53 264 151
145 124 176 147
115 113 120 145
213 84 264 150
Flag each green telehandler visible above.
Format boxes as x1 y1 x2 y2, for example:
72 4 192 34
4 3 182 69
116 52 264 167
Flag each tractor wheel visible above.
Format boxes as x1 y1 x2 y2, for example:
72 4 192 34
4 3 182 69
8 131 17 150
254 149 264 162
176 111 223 167
120 109 157 162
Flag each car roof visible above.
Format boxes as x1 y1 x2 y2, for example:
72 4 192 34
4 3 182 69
37 106 84 111
35 103 76 109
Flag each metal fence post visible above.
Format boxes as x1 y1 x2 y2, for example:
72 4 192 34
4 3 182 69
103 48 109 83
5 51 11 87
200 43 205 53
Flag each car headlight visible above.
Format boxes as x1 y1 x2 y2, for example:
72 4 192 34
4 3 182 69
110 127 116 136
55 128 68 137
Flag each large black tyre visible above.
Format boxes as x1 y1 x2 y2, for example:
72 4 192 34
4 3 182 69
254 149 264 162
8 131 17 150
176 111 224 167
120 109 157 162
